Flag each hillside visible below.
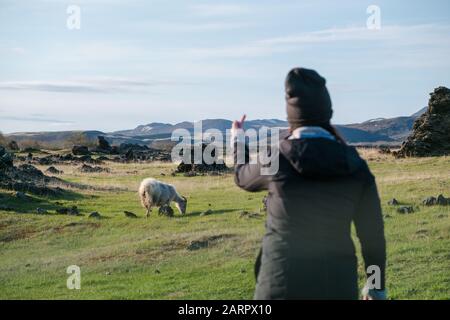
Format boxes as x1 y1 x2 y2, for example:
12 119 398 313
345 107 427 141
5 108 426 147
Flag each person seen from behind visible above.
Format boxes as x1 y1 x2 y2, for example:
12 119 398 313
231 67 387 300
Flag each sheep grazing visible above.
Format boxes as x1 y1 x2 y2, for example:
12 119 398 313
138 178 187 217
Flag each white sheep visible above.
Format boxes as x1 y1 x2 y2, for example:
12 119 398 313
138 178 187 217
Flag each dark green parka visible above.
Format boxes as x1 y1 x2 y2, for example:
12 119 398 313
234 133 386 300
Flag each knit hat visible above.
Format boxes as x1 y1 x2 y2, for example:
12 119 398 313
285 68 333 128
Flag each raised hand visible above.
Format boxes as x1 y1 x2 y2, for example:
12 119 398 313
232 114 246 130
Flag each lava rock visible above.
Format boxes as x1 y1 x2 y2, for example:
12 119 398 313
72 145 90 156
436 194 449 206
46 166 63 175
68 206 79 215
36 207 47 214
387 198 399 205
423 196 437 206
89 211 101 219
96 136 112 153
175 144 229 175
397 206 414 214
0 146 13 169
56 208 69 215
396 86 450 157
79 164 109 173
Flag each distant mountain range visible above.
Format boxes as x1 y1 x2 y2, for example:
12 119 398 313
6 108 427 147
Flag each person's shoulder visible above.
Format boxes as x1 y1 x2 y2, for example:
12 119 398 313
345 146 375 182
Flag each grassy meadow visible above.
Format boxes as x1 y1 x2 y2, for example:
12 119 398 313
0 150 449 299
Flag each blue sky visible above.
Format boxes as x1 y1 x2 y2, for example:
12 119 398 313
0 0 449 133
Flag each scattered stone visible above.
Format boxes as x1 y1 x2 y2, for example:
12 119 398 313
395 86 450 157
79 164 109 173
89 211 101 219
158 205 174 217
105 271 111 276
397 206 414 214
68 206 79 216
436 194 449 206
387 198 399 205
124 211 138 218
56 208 69 215
160 172 165 176
422 195 449 206
45 166 63 175
200 209 213 216
423 196 437 206
36 207 47 215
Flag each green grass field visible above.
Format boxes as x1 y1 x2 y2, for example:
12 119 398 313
0 151 449 300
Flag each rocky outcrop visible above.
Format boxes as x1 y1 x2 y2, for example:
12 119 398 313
0 146 13 169
396 87 450 157
175 144 229 175
72 145 90 156
0 147 64 196
95 136 112 153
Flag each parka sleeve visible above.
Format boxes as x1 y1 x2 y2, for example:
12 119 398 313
233 142 269 192
353 177 387 290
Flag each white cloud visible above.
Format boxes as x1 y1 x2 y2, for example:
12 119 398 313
180 24 450 63
130 20 251 32
0 77 192 93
